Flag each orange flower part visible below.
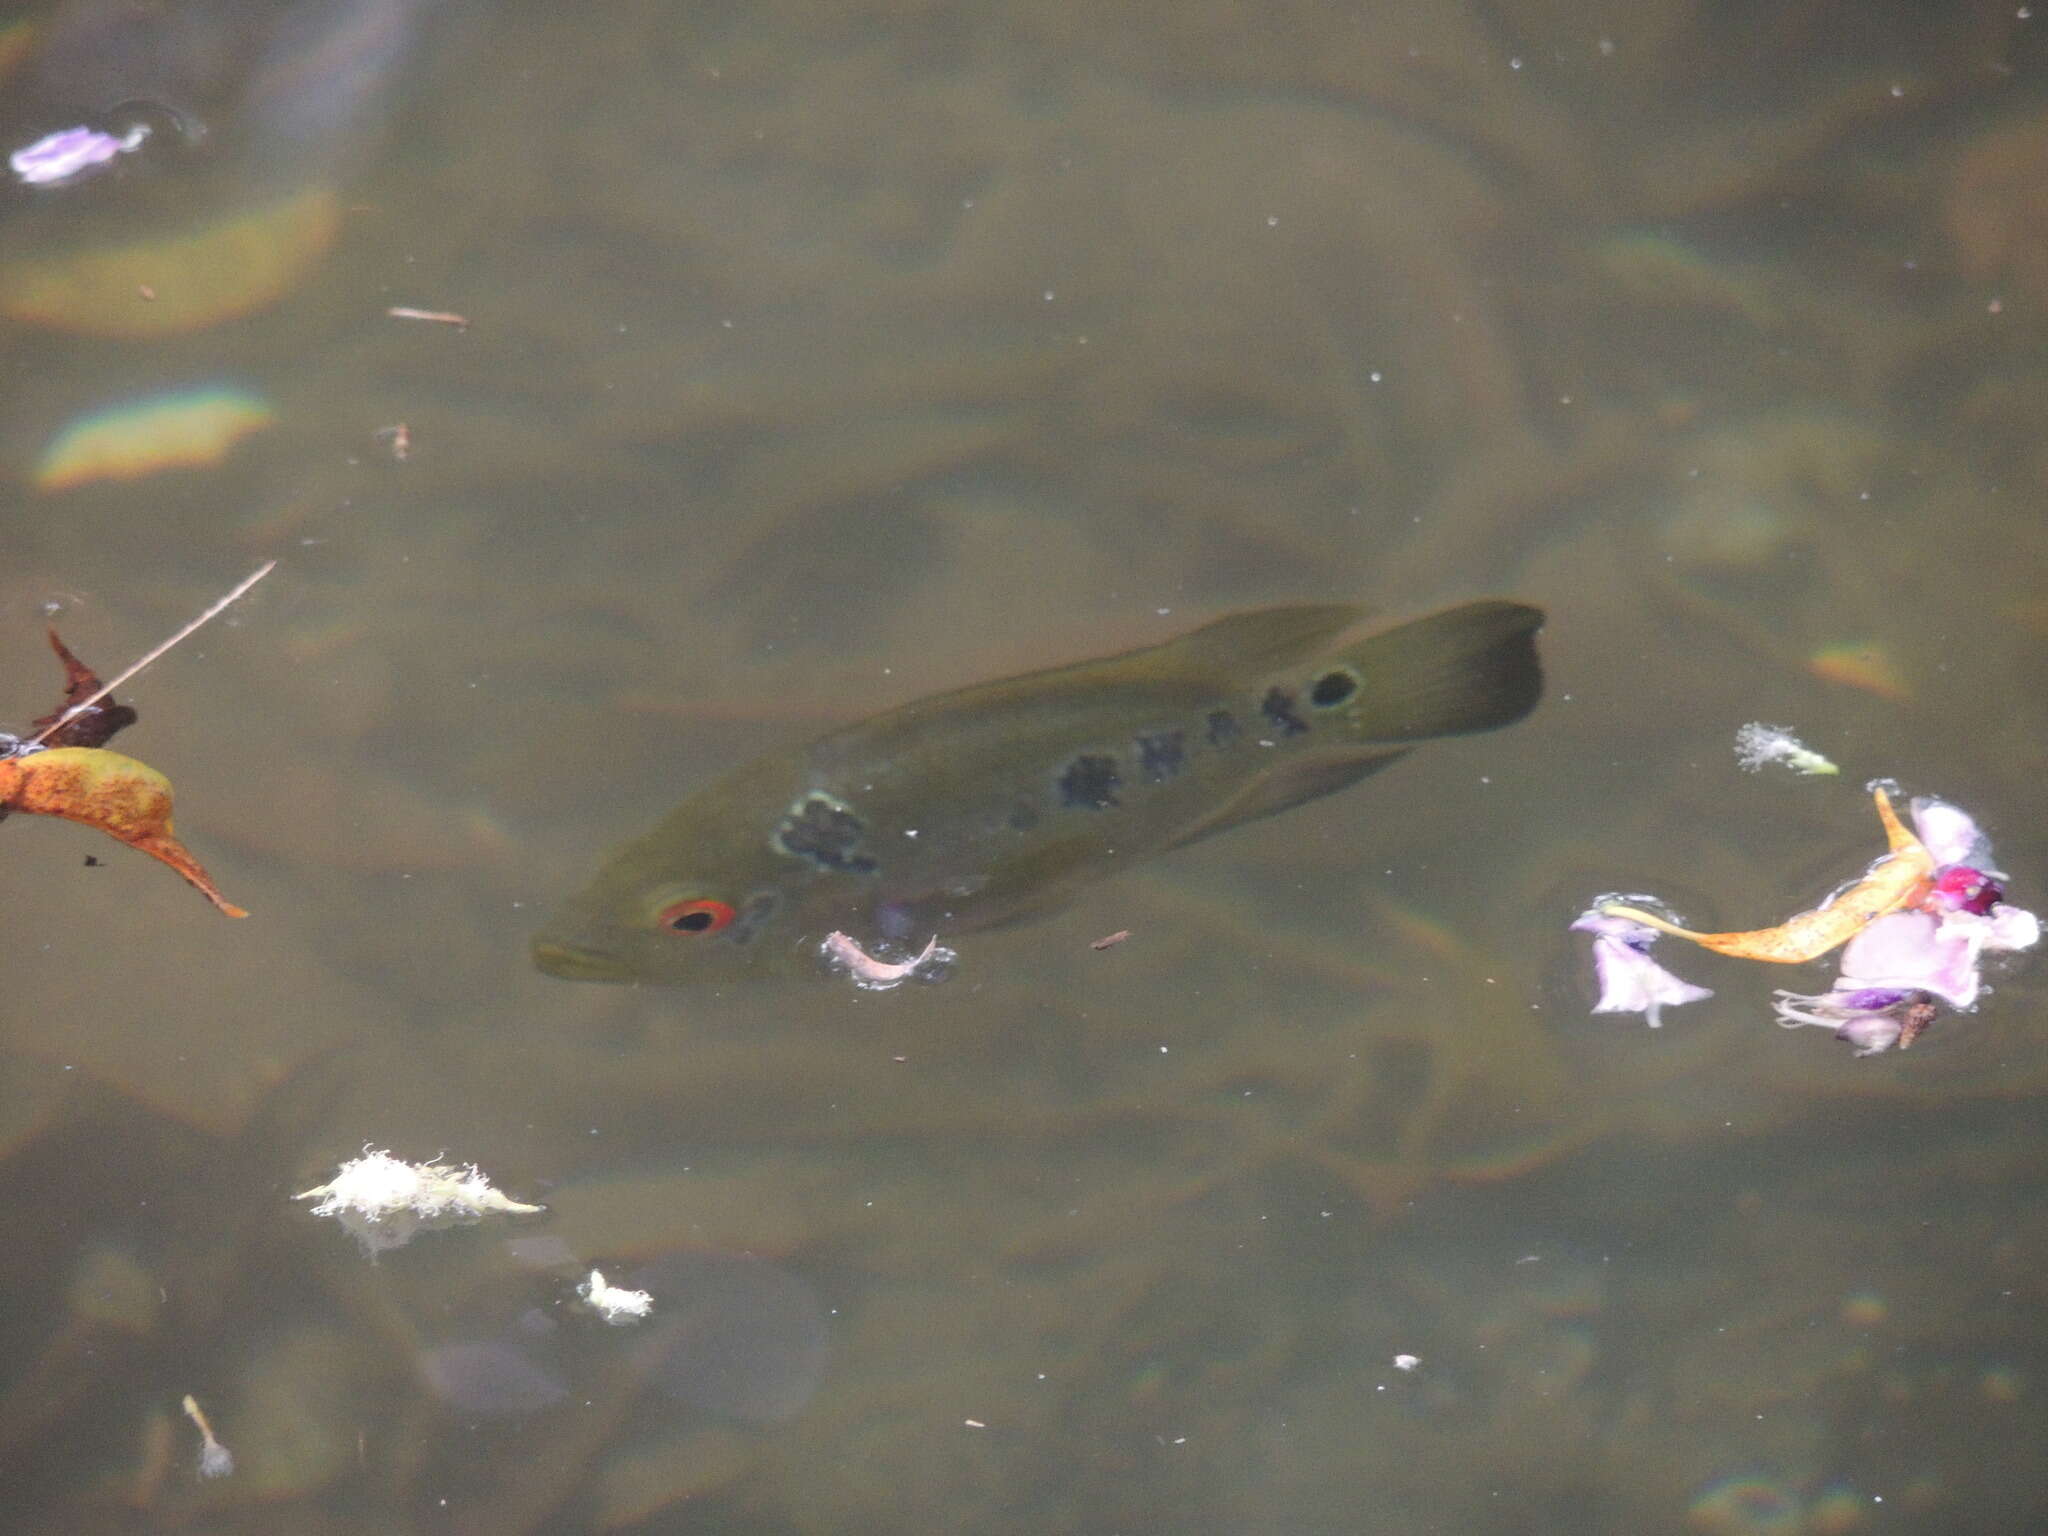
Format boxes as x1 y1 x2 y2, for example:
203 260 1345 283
1600 786 1932 964
0 746 246 916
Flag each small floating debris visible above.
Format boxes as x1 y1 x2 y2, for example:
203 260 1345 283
180 1393 232 1479
385 305 469 328
1733 722 1837 776
820 930 955 990
580 1268 653 1326
1392 1353 1421 1372
1090 929 1133 951
295 1148 544 1255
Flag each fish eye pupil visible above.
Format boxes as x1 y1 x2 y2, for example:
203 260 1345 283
656 898 737 935
1310 669 1358 707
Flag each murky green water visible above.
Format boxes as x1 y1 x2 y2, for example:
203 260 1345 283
2 2 2046 1531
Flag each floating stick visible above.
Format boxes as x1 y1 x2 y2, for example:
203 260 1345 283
24 561 274 749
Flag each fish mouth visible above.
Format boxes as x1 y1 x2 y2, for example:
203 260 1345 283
530 933 635 983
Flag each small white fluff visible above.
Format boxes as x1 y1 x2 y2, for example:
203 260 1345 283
294 1148 544 1255
580 1268 653 1325
1734 722 1838 776
181 1394 233 1479
1392 1353 1421 1372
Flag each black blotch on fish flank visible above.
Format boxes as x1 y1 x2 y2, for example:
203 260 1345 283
1057 753 1122 810
772 792 879 874
1205 709 1240 748
1309 668 1359 708
1134 729 1187 783
1260 686 1310 737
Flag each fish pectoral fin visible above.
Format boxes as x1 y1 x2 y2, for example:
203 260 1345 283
1162 748 1408 852
1154 602 1370 680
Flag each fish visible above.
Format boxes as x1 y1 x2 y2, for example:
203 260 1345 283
532 598 1545 983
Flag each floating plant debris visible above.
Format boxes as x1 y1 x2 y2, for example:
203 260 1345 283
0 563 271 914
580 1269 653 1325
1577 786 2037 1056
180 1394 233 1480
1733 721 1837 776
295 1148 544 1255
819 930 955 990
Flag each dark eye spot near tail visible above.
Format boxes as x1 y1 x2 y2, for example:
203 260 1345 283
1057 753 1122 809
773 792 879 874
1205 709 1240 747
1134 729 1187 783
1309 668 1359 708
1260 686 1310 737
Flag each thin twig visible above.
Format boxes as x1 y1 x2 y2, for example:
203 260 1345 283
25 560 276 748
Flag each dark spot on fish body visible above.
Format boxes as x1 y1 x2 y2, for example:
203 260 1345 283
1057 753 1122 810
772 792 879 874
1260 686 1309 737
1134 728 1187 783
1309 668 1359 708
1205 709 1240 748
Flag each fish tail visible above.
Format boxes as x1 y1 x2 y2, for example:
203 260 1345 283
1327 600 1544 742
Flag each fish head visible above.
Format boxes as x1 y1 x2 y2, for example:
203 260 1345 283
531 766 858 984
531 848 819 986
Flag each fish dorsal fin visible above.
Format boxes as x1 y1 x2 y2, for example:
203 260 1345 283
1155 602 1369 681
1163 746 1408 852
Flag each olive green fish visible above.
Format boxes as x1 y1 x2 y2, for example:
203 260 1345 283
532 599 1544 983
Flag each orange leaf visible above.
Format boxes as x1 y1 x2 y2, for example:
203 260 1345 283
1602 786 1932 964
0 746 246 916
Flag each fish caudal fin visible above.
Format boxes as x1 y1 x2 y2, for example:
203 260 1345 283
1333 600 1544 743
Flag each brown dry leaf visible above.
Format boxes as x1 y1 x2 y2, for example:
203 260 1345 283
30 630 136 750
0 746 246 916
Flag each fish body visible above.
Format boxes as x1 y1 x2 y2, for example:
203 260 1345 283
533 599 1544 983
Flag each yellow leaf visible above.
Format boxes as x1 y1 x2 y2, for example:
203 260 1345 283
0 746 245 916
1602 786 1930 963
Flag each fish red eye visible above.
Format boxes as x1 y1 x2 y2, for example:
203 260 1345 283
657 898 736 935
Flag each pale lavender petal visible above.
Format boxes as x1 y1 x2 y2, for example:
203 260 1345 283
8 122 146 186
1585 932 1713 1027
1984 903 2041 953
1835 1015 1903 1056
1838 910 1981 1009
1911 798 1986 871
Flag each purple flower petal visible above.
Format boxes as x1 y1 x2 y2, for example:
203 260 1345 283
8 122 148 187
1574 908 1713 1027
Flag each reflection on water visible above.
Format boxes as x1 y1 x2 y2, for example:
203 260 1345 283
1 0 2046 1530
